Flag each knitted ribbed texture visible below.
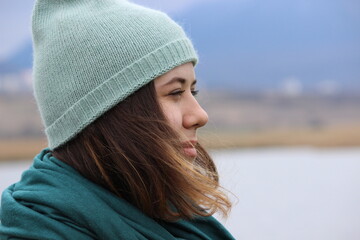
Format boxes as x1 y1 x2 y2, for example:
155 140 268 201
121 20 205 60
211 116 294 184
32 0 198 149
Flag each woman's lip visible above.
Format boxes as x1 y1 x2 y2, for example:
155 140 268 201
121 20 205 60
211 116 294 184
182 140 198 158
183 146 197 158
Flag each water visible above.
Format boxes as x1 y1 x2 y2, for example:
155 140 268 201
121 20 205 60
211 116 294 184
212 147 360 240
1 147 360 240
0 160 32 193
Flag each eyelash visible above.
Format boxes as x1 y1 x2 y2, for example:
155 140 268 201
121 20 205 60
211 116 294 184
169 90 199 97
192 90 199 96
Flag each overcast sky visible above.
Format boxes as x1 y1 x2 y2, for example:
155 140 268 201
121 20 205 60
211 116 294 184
0 0 222 60
1 0 359 60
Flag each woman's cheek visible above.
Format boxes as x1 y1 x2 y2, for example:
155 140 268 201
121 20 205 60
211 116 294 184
163 104 182 132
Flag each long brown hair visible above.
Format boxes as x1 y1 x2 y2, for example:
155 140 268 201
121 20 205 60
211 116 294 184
52 80 231 221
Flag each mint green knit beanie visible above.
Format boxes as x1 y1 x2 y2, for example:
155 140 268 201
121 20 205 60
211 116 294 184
32 0 198 149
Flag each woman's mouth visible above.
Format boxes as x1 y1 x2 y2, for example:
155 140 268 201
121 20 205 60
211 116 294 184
182 141 197 158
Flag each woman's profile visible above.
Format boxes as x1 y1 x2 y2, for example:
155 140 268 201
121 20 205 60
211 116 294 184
0 0 234 239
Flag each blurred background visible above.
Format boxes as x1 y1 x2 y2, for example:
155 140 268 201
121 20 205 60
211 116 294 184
1 0 360 239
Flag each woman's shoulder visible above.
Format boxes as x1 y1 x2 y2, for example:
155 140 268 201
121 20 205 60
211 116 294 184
0 149 140 239
0 149 98 239
0 149 236 240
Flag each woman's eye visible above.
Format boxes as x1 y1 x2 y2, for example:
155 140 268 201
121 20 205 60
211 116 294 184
169 90 185 96
191 90 199 96
168 89 199 97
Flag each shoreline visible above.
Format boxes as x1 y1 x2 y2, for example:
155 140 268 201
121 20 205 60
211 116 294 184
1 124 360 161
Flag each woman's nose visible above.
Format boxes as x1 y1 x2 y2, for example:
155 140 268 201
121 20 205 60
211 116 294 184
182 96 209 129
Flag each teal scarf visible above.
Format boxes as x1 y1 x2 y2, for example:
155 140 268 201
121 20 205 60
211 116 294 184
0 149 235 240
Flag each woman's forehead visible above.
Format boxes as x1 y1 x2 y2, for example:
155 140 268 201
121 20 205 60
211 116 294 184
154 63 196 87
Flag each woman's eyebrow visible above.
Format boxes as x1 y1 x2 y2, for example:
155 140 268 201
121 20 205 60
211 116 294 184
162 77 197 87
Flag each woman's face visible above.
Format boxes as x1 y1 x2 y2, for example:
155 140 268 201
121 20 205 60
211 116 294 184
154 62 208 159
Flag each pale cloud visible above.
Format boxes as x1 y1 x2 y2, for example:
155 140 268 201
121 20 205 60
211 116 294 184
281 77 303 97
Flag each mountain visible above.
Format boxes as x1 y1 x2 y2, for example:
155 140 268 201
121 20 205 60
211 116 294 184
0 41 32 74
0 0 359 93
170 0 360 92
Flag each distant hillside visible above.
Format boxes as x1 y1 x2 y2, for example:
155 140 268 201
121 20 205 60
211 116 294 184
1 91 360 159
1 91 360 139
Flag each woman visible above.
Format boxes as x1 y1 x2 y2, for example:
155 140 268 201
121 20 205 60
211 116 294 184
0 0 234 239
